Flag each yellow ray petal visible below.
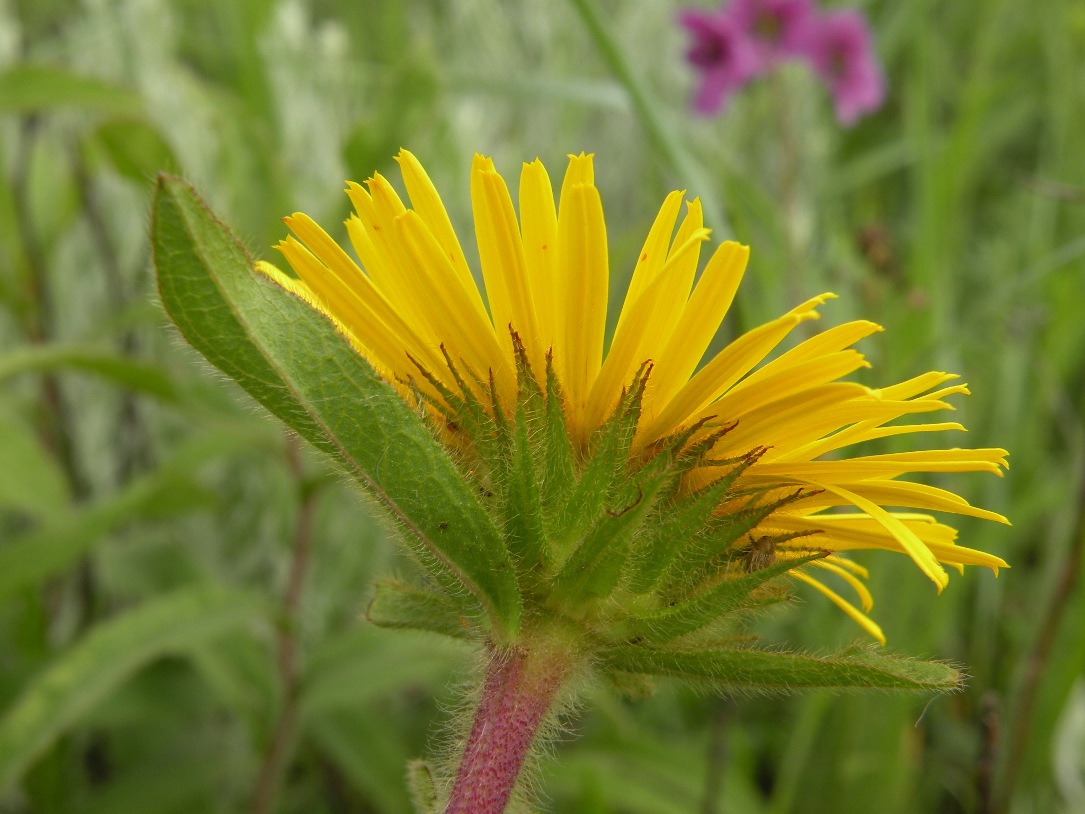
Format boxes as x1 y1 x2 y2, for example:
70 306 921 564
344 183 430 329
583 227 710 432
471 155 543 371
808 558 874 611
766 320 883 367
395 210 516 399
519 159 559 354
395 149 482 307
747 448 1009 482
555 179 608 436
843 448 1008 472
638 293 835 444
806 480 949 590
875 371 960 400
689 350 870 437
638 199 706 359
253 259 371 358
794 480 1011 525
708 382 870 457
792 421 968 461
613 189 684 336
793 571 886 644
273 236 445 387
647 241 749 413
822 554 869 578
560 151 594 191
770 514 1009 571
725 394 960 460
255 260 428 403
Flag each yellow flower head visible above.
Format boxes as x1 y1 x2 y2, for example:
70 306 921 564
256 150 1008 643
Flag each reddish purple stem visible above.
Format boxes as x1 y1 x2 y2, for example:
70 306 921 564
445 644 568 814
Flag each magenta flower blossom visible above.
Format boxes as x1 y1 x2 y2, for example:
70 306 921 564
730 0 816 69
679 2 886 124
802 9 886 125
677 8 759 115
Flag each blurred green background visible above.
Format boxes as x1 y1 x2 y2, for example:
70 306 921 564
1 0 1082 812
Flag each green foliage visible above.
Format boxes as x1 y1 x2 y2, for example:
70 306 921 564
366 579 472 641
0 65 141 115
0 406 69 517
0 585 268 791
602 644 961 694
0 344 180 402
90 118 180 183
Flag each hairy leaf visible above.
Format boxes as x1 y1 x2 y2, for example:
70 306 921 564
601 645 961 693
152 175 522 642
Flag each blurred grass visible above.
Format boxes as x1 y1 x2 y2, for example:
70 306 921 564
0 0 1082 812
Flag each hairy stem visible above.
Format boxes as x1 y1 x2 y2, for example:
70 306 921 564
446 635 574 814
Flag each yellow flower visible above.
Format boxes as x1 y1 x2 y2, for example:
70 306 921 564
256 150 1008 643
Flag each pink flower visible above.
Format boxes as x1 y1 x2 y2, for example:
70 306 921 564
729 0 817 69
678 8 759 115
801 9 886 125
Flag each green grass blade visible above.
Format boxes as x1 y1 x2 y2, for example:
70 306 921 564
0 344 180 402
0 65 141 114
0 585 269 792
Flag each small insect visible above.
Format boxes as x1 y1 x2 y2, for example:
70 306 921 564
744 535 777 573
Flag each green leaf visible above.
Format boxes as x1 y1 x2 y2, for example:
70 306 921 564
306 710 415 814
365 579 471 640
92 117 179 184
74 748 228 814
0 65 141 115
0 406 69 517
151 175 522 642
406 759 439 814
546 739 713 814
0 430 244 603
621 551 828 645
0 344 180 402
0 585 268 792
601 645 962 694
300 627 467 719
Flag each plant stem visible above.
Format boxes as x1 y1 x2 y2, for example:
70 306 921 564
446 635 574 814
